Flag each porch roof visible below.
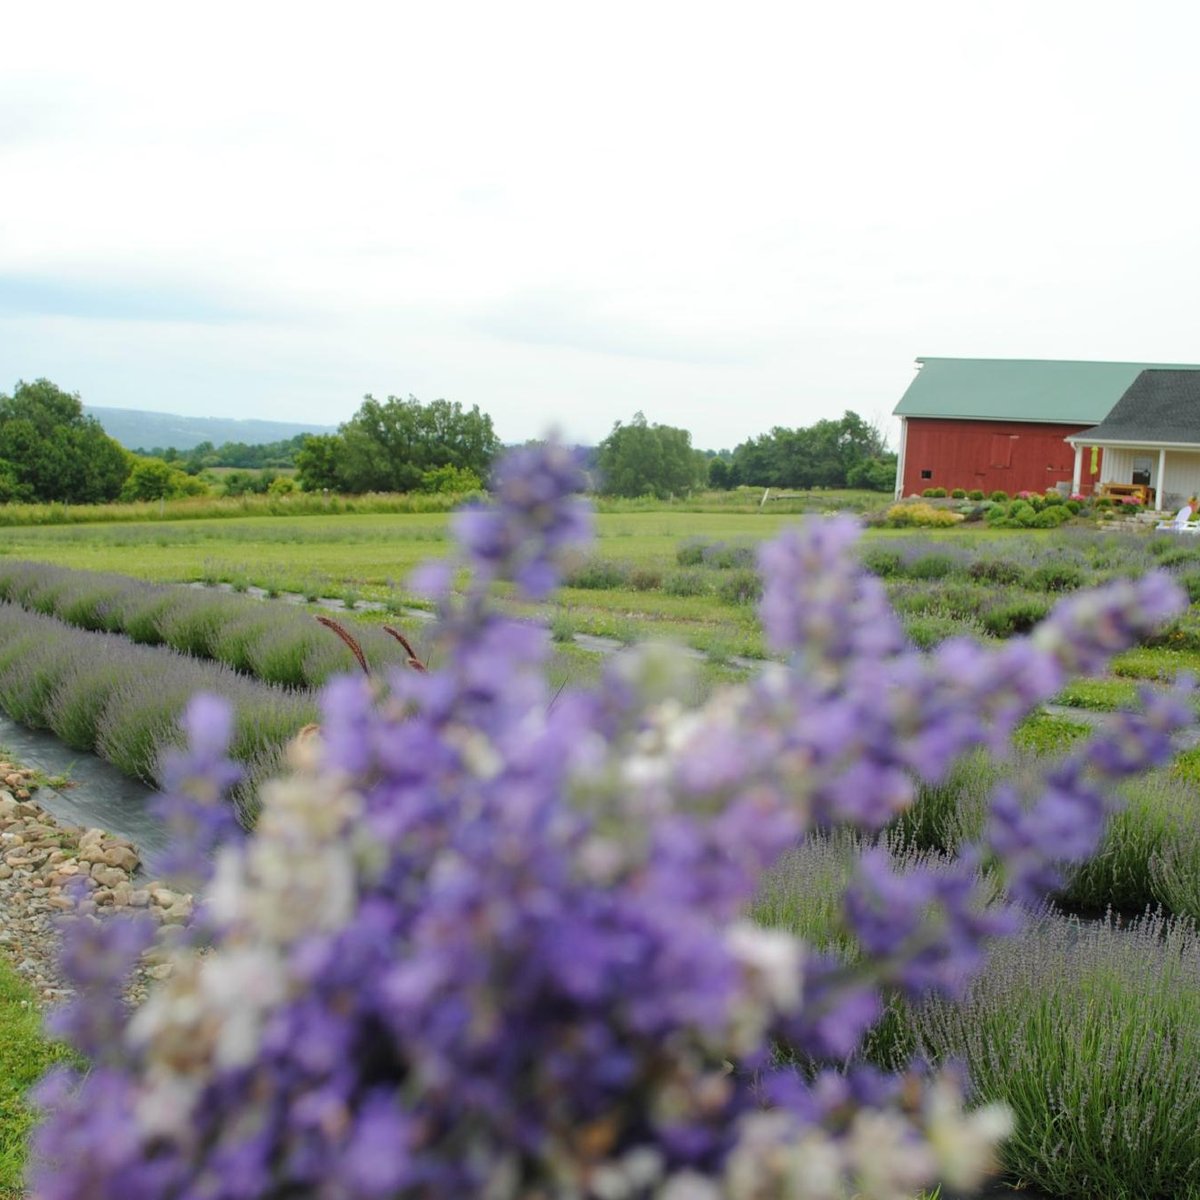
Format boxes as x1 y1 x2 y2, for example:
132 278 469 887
1068 369 1200 447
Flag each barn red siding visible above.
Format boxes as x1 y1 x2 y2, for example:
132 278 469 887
901 418 1102 497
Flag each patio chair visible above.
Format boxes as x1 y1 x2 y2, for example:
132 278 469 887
1156 504 1200 532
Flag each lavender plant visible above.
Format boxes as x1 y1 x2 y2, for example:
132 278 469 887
31 441 1198 1199
895 909 1200 1199
0 603 317 788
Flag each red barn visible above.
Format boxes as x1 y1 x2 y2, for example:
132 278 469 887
892 357 1200 498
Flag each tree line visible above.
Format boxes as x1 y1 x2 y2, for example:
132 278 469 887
0 379 895 505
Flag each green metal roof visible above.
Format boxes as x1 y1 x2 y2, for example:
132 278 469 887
893 357 1200 423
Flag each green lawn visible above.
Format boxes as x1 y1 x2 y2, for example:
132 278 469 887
0 958 69 1199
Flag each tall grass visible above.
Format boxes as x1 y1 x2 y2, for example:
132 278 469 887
0 489 477 528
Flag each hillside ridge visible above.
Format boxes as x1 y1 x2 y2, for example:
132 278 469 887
85 405 337 451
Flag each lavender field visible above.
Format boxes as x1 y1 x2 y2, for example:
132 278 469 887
2 488 1200 1198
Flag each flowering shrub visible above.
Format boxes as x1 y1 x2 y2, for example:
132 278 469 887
31 441 1195 1199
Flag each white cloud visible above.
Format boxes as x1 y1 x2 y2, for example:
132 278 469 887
3 0 1200 449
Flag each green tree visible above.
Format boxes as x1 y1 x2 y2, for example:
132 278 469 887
121 456 210 501
295 434 344 492
708 458 734 490
730 411 888 490
297 396 501 494
596 412 705 499
846 456 898 492
0 379 130 503
121 457 176 501
337 395 500 494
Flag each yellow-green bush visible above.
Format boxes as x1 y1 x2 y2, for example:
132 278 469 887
883 502 962 528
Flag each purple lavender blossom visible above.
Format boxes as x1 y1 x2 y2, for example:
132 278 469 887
152 694 245 891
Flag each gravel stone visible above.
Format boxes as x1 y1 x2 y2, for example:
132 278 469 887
0 757 191 1010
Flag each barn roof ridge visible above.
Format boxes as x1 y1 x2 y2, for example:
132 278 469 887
895 356 1200 424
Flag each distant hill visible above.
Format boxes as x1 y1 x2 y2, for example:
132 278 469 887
85 406 338 452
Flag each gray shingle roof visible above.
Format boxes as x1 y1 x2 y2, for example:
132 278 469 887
1073 370 1200 445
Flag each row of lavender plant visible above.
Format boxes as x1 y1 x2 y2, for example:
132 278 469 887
0 560 423 688
0 602 317 809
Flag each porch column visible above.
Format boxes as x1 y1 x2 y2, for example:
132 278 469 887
1158 447 1167 509
894 417 907 500
1071 444 1083 494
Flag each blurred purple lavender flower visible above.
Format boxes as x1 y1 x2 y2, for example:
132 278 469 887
31 447 1193 1200
152 694 245 892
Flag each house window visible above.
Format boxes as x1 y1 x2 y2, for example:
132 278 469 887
920 469 933 480
1132 456 1153 486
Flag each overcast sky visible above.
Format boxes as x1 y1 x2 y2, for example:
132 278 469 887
3 1 1199 450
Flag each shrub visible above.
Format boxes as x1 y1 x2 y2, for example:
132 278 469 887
1178 570 1200 604
663 568 710 597
627 565 663 591
967 558 1026 586
1064 499 1082 514
675 538 707 566
981 594 1052 637
0 641 75 727
1059 771 1198 914
714 567 761 606
0 604 320 788
155 594 227 659
1027 562 1085 592
1151 820 1200 922
950 488 967 499
563 558 629 590
967 489 985 501
244 624 324 688
701 541 756 570
48 659 131 751
1030 505 1072 529
883 502 960 528
419 464 484 495
903 611 985 649
989 490 1009 502
921 486 948 498
860 547 903 577
208 609 280 674
903 553 957 581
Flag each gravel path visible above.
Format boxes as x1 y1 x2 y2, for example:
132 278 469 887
0 765 192 1007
